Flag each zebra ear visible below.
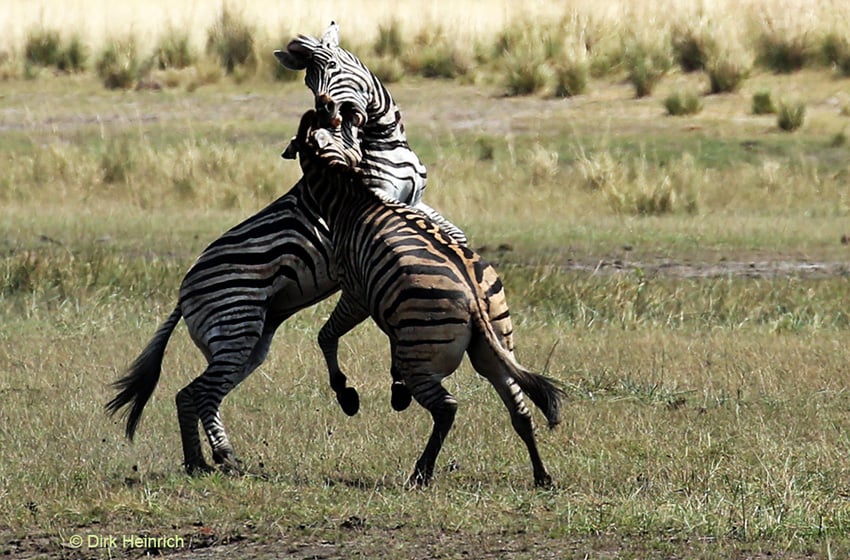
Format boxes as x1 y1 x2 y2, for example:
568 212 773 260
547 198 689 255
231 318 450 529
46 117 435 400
281 136 298 160
274 49 306 70
321 21 340 49
275 36 316 70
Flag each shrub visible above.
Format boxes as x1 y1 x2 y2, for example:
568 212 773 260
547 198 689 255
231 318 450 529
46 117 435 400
821 32 850 77
100 139 134 184
24 29 87 72
752 90 776 115
706 55 749 93
24 28 62 67
367 56 405 84
154 28 196 70
664 91 703 116
623 40 672 98
552 54 589 97
374 19 405 58
671 25 715 72
206 6 256 74
56 35 87 72
777 101 805 132
403 28 469 79
503 55 548 96
756 29 812 73
95 38 143 89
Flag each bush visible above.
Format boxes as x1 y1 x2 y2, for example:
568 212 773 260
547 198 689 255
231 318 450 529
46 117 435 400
623 40 672 98
24 28 87 73
154 28 196 70
756 30 812 73
403 28 469 79
671 25 715 72
552 55 589 97
367 56 405 84
777 101 805 132
821 32 850 77
206 6 256 74
752 90 776 115
664 91 703 116
503 55 548 96
706 55 748 93
374 19 405 58
56 35 87 72
24 28 62 67
95 38 143 89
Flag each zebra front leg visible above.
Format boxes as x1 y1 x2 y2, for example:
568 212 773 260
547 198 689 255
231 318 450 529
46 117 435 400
317 293 370 416
405 375 458 488
389 346 411 412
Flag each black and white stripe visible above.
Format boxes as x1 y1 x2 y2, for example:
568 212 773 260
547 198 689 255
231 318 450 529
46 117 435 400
291 110 564 487
106 22 461 474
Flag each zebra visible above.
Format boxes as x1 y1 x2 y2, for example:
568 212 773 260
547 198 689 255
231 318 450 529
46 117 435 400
286 109 565 488
106 22 463 475
274 21 467 245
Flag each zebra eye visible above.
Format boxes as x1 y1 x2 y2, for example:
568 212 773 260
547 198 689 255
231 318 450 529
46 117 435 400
327 59 338 70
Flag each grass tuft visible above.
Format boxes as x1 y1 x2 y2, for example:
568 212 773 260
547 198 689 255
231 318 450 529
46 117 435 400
821 32 850 77
671 24 716 72
374 19 405 58
552 50 589 97
153 28 196 70
95 37 144 89
706 51 749 93
623 38 672 98
205 5 256 75
403 28 470 79
24 28 62 67
777 101 806 132
663 91 703 116
502 57 548 96
752 89 776 115
756 26 812 73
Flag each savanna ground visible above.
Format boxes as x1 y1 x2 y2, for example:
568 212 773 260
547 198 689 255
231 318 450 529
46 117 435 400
2 1 850 558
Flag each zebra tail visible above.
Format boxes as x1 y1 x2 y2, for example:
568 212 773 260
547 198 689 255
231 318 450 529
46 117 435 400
105 306 182 440
475 311 565 429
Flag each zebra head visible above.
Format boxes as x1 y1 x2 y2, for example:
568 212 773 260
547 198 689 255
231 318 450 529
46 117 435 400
274 21 371 128
284 109 363 178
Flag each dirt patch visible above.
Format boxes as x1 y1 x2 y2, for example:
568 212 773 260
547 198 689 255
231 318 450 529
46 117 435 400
557 257 850 279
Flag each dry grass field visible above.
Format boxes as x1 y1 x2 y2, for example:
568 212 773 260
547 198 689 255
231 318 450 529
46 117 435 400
2 2 850 559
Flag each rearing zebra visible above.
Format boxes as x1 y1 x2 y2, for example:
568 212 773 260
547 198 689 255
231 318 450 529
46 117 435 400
288 109 564 487
106 22 463 474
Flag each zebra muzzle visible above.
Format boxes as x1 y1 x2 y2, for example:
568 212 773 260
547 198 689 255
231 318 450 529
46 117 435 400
316 93 341 127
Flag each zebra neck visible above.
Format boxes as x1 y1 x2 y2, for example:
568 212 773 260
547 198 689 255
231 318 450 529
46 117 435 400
305 168 376 226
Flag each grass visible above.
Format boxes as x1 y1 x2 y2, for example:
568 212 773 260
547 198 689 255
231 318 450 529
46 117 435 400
3 19 850 558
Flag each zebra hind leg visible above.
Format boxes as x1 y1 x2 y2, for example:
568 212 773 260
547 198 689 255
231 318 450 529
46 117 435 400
467 337 554 488
177 360 252 475
175 385 213 475
405 375 458 488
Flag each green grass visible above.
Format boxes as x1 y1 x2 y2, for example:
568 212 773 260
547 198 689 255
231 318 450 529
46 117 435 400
2 69 850 558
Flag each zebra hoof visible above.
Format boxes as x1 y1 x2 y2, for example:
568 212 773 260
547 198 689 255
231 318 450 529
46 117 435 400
337 387 360 416
391 382 412 411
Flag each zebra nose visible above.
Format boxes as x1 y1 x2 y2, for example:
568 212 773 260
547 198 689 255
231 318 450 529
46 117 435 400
315 94 336 118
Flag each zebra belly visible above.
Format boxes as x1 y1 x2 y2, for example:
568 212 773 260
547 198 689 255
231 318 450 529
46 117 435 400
177 190 339 354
